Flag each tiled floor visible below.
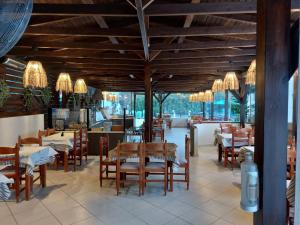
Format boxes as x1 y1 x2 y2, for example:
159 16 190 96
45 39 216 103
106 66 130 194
1 128 252 225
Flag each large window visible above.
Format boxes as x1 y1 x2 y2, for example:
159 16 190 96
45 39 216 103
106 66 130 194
246 86 256 123
213 92 225 120
228 92 240 122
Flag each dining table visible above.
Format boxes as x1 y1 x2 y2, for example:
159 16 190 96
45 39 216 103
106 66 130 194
0 145 57 200
0 173 13 200
42 132 74 172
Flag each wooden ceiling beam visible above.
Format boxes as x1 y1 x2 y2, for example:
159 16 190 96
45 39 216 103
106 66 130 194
152 62 250 69
23 26 256 38
156 49 256 60
145 1 300 16
16 41 143 51
135 0 150 60
32 4 136 16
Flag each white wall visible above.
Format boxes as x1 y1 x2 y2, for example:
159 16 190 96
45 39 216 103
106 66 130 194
0 114 44 146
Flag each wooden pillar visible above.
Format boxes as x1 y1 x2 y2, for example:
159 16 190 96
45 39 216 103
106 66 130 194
144 64 152 142
224 90 229 121
254 0 291 224
202 102 205 118
240 97 246 128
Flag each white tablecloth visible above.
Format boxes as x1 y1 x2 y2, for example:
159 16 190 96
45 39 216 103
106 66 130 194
0 173 13 200
0 146 58 176
43 132 73 152
216 133 233 147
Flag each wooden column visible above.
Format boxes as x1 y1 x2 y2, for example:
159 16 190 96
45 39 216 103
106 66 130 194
210 102 214 120
202 102 205 118
254 0 291 224
144 64 152 142
224 90 228 121
133 92 136 117
240 96 246 128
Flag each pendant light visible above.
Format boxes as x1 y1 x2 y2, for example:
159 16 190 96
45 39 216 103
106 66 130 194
246 60 256 85
56 73 73 93
203 90 213 102
74 79 87 94
197 92 205 102
23 61 48 88
212 79 224 92
223 72 239 90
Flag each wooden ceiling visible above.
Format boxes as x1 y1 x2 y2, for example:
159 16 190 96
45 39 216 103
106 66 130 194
6 0 300 92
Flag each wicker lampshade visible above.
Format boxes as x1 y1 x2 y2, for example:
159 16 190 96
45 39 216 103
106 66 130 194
74 79 87 94
223 72 239 90
212 79 224 92
197 92 205 102
203 90 213 102
246 60 256 85
108 94 117 102
189 93 197 102
56 73 73 93
23 61 48 88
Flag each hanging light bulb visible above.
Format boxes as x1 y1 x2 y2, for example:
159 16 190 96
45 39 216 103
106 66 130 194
223 72 239 90
212 79 224 92
23 61 48 88
56 73 73 93
74 79 87 94
203 90 213 102
246 59 256 85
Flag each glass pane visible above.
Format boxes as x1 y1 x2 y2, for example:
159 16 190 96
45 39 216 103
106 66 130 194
228 92 240 122
213 92 225 120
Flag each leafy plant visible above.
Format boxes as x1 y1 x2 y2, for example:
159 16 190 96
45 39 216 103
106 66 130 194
0 80 10 108
40 87 52 106
23 88 33 110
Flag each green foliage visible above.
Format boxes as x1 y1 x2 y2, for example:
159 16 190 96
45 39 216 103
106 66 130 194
0 80 10 108
40 87 52 106
23 88 33 109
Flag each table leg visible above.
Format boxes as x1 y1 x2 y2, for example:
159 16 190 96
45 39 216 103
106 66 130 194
218 144 222 162
39 165 47 188
64 152 68 172
25 174 31 201
169 161 173 192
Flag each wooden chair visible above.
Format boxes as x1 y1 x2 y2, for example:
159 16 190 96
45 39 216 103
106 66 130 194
224 131 250 168
80 128 88 165
99 135 116 187
152 125 165 142
170 135 190 192
287 146 296 179
116 143 143 196
0 145 26 202
143 142 168 195
38 130 48 138
47 128 56 136
221 126 233 134
18 136 46 197
69 130 82 171
111 125 123 131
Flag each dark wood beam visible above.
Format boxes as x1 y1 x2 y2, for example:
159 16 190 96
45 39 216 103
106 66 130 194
29 16 79 27
145 1 299 16
152 62 249 70
254 0 291 224
152 40 256 51
15 42 142 51
23 26 256 38
144 64 152 141
32 3 136 16
135 0 149 60
157 49 256 60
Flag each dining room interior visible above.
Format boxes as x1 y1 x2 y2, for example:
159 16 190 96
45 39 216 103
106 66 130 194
0 0 299 225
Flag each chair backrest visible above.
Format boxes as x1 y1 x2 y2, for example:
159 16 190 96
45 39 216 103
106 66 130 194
111 125 123 131
287 147 296 178
73 130 81 152
232 131 250 148
80 128 88 144
99 135 109 161
185 135 190 162
0 145 20 176
117 142 140 159
38 130 48 138
239 127 252 134
221 126 233 134
18 136 42 146
144 142 167 159
47 128 56 136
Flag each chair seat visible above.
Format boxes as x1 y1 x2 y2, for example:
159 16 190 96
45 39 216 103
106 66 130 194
174 159 187 167
120 162 139 170
145 162 165 170
3 168 26 177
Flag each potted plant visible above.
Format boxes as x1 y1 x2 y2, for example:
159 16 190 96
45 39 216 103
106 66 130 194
40 87 52 106
0 80 10 109
23 88 33 110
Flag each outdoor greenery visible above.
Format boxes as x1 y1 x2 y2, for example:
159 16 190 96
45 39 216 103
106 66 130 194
40 87 52 106
0 80 10 108
23 88 33 110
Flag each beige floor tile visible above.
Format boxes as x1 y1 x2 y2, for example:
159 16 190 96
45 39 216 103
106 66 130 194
164 217 192 225
13 204 52 225
1 215 18 225
27 215 61 225
179 207 219 225
53 205 93 225
72 216 106 225
212 219 234 225
222 207 253 225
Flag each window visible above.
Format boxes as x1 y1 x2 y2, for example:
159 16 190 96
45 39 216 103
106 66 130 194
228 92 240 122
213 92 225 120
246 86 256 123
